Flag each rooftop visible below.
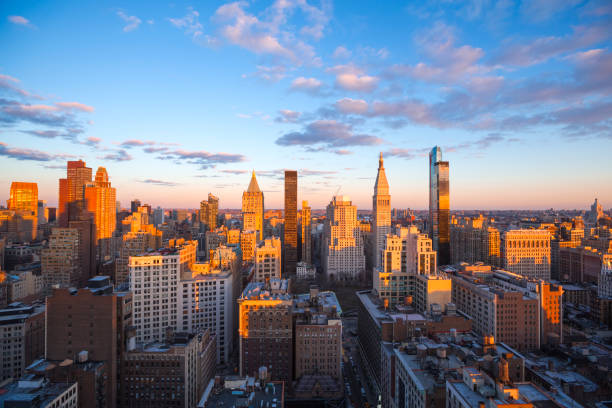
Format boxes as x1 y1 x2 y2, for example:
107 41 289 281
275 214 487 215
0 376 76 408
201 378 284 408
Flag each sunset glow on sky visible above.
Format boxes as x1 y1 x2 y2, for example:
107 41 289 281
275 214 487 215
1 0 611 210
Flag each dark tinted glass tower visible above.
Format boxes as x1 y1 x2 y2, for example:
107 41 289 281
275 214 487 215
284 170 298 275
429 147 450 265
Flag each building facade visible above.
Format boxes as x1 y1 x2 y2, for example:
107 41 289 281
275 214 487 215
428 147 450 265
322 196 366 281
242 171 264 241
301 200 312 264
254 237 282 282
283 170 298 276
84 167 117 260
503 229 551 280
373 153 391 270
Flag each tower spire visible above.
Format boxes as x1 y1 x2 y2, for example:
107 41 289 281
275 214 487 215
379 152 384 168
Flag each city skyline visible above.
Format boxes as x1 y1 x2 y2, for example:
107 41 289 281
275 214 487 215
1 0 611 210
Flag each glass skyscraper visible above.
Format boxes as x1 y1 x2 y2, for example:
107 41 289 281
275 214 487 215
429 146 450 265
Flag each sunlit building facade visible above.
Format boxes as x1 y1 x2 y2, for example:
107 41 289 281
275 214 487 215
254 237 282 282
373 152 391 269
428 146 450 265
59 160 92 227
200 193 219 231
301 200 312 264
85 167 117 259
242 171 264 241
503 229 551 280
322 195 366 280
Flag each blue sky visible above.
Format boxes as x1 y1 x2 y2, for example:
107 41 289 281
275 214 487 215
1 0 611 210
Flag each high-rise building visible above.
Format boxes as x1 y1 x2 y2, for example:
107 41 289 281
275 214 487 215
8 182 38 219
293 287 342 383
301 200 312 264
0 304 45 383
428 146 450 265
121 329 216 408
242 171 264 241
373 153 391 269
85 167 117 259
239 230 257 263
42 228 81 290
130 199 141 214
451 267 563 350
200 193 219 231
129 239 197 344
238 279 293 381
4 182 39 242
254 237 282 282
283 170 298 276
67 215 97 283
503 229 551 280
238 280 343 385
322 196 366 280
46 276 132 408
116 208 162 285
599 255 612 298
450 215 501 266
179 250 239 364
59 160 93 227
373 226 437 308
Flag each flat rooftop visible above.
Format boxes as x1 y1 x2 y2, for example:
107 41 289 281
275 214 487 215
202 380 284 408
0 377 75 408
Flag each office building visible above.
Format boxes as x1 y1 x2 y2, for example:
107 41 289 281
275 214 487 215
200 193 219 231
254 237 282 282
84 167 117 259
451 267 563 350
67 215 97 284
179 245 241 364
322 196 366 281
283 170 298 276
8 182 38 220
59 160 93 227
238 279 293 381
428 146 450 265
0 210 38 243
129 239 197 344
373 152 391 269
450 215 501 267
599 256 612 298
0 304 45 383
301 200 312 264
46 276 132 408
41 228 81 290
116 207 163 284
414 274 452 313
130 199 141 213
242 171 264 241
293 287 343 383
239 230 257 263
503 229 551 280
121 330 216 408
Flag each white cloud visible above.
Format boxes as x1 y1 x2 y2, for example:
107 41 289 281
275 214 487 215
117 11 142 32
290 76 323 92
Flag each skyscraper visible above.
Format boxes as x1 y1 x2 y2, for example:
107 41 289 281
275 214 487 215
85 167 117 259
6 182 38 241
200 193 219 231
429 147 450 265
301 200 312 264
322 196 366 280
242 171 264 241
373 152 391 269
58 160 92 227
7 182 38 219
284 170 298 276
